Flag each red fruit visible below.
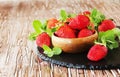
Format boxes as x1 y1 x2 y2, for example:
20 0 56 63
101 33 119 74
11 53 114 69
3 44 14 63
55 25 76 38
73 29 79 36
87 44 108 61
65 17 74 24
69 15 90 30
36 32 51 47
66 17 73 22
98 20 116 32
78 28 93 38
47 18 58 29
83 11 91 15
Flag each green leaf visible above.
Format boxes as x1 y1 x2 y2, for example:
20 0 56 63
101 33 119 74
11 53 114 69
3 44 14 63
68 14 76 18
28 32 38 40
53 47 62 55
60 9 68 21
113 28 120 40
41 20 47 30
91 9 97 17
44 51 54 57
97 29 119 50
42 45 62 57
32 20 42 33
42 45 52 52
46 29 53 36
106 40 118 49
90 9 105 27
43 45 54 57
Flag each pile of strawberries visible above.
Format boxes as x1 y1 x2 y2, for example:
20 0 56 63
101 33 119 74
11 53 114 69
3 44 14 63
36 10 116 61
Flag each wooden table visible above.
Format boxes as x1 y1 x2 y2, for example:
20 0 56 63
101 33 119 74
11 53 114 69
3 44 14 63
0 0 120 77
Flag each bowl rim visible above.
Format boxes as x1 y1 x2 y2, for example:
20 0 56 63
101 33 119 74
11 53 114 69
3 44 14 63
52 30 98 40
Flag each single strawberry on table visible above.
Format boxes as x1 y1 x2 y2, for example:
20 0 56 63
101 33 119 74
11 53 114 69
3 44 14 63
55 25 76 38
69 15 90 30
36 32 51 47
98 19 116 32
87 44 108 61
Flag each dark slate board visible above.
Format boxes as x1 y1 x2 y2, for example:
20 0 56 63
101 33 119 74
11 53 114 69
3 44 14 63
36 27 120 70
36 46 120 70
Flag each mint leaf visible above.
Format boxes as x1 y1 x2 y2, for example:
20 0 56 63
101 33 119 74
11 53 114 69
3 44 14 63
44 51 54 57
42 45 62 57
90 9 105 28
53 47 62 55
68 13 76 18
46 26 59 36
29 20 48 41
113 28 120 40
32 20 43 33
28 32 38 40
43 45 52 52
60 10 68 21
41 20 47 30
97 29 120 50
43 45 53 57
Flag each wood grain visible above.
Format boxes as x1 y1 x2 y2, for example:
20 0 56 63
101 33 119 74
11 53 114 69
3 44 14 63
0 0 120 77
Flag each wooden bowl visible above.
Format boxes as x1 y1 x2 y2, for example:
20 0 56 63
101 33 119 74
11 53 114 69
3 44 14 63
52 31 98 53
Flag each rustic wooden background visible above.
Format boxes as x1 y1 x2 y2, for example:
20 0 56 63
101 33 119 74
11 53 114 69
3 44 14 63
0 0 120 77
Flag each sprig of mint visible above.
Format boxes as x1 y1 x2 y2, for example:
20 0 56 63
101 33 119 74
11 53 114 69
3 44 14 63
95 28 120 50
43 45 62 57
90 9 105 28
29 20 46 40
28 20 58 40
60 9 76 21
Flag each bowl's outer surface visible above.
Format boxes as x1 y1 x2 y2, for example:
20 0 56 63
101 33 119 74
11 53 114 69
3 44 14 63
52 31 98 53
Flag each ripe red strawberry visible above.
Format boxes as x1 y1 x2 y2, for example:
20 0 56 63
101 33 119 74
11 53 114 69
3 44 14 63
55 25 76 38
47 18 58 29
87 44 108 61
69 15 90 30
78 28 93 38
36 32 51 47
98 20 116 32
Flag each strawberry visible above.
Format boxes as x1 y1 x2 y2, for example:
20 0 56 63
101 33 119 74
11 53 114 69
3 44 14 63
83 11 91 15
78 28 93 38
98 20 116 32
69 15 90 30
55 25 76 38
47 18 58 29
87 44 108 61
36 32 51 47
65 17 74 24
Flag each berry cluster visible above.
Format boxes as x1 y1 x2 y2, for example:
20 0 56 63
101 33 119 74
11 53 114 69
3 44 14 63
30 9 119 61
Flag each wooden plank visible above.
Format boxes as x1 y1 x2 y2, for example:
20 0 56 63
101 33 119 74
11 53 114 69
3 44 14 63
53 65 68 77
0 1 120 77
